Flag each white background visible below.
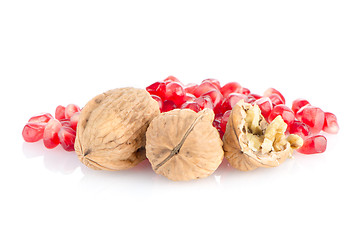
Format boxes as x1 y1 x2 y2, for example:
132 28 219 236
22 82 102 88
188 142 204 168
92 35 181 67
1 1 361 239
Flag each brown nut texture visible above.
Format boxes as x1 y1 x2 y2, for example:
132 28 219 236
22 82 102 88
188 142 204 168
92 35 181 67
75 88 160 171
223 100 302 171
146 109 224 181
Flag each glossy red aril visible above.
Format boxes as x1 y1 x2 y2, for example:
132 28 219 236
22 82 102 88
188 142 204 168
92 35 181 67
254 97 273 119
220 82 242 98
201 89 223 108
289 121 311 138
55 105 66 120
28 113 53 123
220 110 231 133
323 112 339 134
184 83 199 94
181 102 201 112
184 93 196 102
221 93 248 112
193 82 218 98
58 126 76 151
292 98 310 113
146 82 166 100
296 105 325 134
268 93 285 106
268 105 295 127
22 122 47 142
70 112 80 131
43 119 62 149
297 135 327 154
264 88 285 104
163 75 182 85
162 100 177 112
64 104 80 119
241 87 250 95
150 95 163 112
194 96 214 110
164 82 186 106
202 79 221 90
60 119 72 128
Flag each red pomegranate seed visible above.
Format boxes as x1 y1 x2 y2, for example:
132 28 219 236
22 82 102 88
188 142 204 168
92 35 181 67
55 105 66 120
22 122 47 142
64 104 80 119
60 119 72 128
201 89 223 109
297 135 327 154
296 105 325 134
241 87 250 95
150 95 163 112
180 102 201 112
58 126 76 151
194 96 214 110
249 93 262 100
70 112 80 131
164 82 186 106
193 82 218 98
264 88 286 104
220 110 231 133
289 121 311 138
220 82 242 98
268 93 285 106
184 93 196 102
268 105 295 127
221 93 248 113
146 82 166 100
184 83 199 94
162 100 177 112
254 97 273 120
292 98 310 113
163 76 182 85
323 112 339 134
202 79 221 90
28 113 53 123
43 119 62 149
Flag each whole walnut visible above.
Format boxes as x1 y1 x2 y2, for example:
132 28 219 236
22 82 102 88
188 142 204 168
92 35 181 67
223 100 303 171
74 88 160 170
146 109 224 181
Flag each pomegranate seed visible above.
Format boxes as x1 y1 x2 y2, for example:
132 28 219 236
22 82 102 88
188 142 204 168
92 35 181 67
296 105 325 134
150 95 163 112
220 82 242 98
254 97 273 120
180 102 201 112
162 100 177 112
241 87 250 95
163 76 182 85
201 89 223 109
55 105 66 120
22 122 47 142
164 82 186 106
220 110 231 133
194 96 214 110
268 105 295 127
268 93 285 106
289 121 311 138
28 113 53 123
249 93 262 100
58 126 76 151
221 93 248 113
202 79 221 90
297 135 327 154
60 119 72 128
323 112 339 134
43 119 62 149
70 112 80 131
184 83 199 94
64 104 80 119
184 93 196 102
292 98 310 113
193 82 218 98
264 88 286 104
146 82 166 100
213 116 222 129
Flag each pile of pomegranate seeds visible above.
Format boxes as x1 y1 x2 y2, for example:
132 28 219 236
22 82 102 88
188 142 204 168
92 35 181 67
22 104 80 151
146 76 339 155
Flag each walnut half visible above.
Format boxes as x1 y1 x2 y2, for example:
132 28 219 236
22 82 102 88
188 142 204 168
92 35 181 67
223 100 303 171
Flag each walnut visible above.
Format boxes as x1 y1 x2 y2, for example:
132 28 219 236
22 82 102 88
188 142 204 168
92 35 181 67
223 100 303 171
74 88 160 170
146 109 224 181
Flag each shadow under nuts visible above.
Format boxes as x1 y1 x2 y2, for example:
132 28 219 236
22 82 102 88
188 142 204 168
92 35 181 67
75 88 160 170
146 109 224 181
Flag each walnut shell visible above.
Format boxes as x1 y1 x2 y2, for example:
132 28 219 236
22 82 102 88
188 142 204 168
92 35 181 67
146 109 224 181
223 100 296 171
74 88 160 170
